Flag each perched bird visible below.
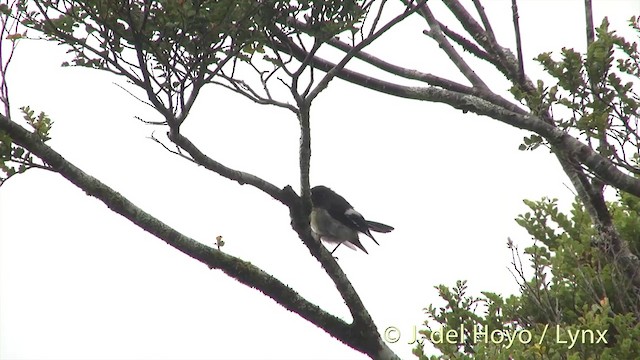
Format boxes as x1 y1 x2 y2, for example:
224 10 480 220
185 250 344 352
310 185 394 254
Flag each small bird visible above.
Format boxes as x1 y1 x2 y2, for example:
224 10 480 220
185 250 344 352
310 185 394 254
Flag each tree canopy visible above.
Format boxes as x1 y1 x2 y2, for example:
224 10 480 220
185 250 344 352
1 0 639 359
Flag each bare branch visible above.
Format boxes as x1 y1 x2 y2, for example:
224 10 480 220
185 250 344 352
584 0 595 46
0 0 23 117
0 112 399 356
326 35 524 112
368 0 389 37
420 4 489 90
148 131 197 164
328 36 474 92
471 0 497 44
305 0 426 103
434 20 498 67
135 115 167 126
166 129 286 204
511 0 525 84
211 76 297 112
297 103 311 204
440 0 532 91
114 82 155 109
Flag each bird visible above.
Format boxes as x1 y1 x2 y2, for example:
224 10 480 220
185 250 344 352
310 185 394 254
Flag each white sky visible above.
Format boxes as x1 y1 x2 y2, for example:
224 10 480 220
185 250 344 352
0 1 637 359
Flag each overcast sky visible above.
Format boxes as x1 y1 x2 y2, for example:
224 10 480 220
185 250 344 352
1 1 638 359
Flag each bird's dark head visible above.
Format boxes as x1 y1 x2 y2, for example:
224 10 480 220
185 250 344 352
311 185 353 211
310 185 332 207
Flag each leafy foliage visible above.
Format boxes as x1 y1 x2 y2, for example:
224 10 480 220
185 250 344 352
515 17 640 177
0 107 53 185
416 18 640 359
17 0 367 118
413 193 640 359
5 2 639 358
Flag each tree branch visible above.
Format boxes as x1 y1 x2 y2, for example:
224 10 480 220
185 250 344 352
0 114 360 346
164 125 385 356
419 4 489 90
166 129 287 204
434 20 499 68
0 112 385 353
471 0 497 45
298 102 312 209
584 0 595 46
510 0 525 84
325 35 524 113
290 0 426 104
327 36 476 93
273 36 640 197
440 0 530 90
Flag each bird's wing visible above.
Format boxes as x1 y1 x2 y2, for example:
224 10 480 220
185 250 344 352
313 186 384 246
311 208 368 252
343 209 380 245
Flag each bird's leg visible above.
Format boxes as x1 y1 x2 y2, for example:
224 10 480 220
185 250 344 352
330 243 342 260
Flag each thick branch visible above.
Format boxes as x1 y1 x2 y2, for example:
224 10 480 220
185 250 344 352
273 38 640 197
0 113 376 351
279 37 640 196
285 189 388 357
160 126 387 356
325 36 524 113
327 37 475 92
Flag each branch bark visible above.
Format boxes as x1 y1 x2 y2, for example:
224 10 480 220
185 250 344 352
167 129 286 203
273 37 640 197
272 0 640 298
0 113 399 358
584 0 595 46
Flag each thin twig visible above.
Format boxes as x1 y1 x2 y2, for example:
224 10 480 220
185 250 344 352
368 0 388 37
306 0 426 103
113 82 155 109
148 131 197 164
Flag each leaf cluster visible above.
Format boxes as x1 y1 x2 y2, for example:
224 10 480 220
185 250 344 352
14 0 367 121
0 106 52 185
414 14 640 360
18 0 366 73
414 192 640 359
515 17 640 175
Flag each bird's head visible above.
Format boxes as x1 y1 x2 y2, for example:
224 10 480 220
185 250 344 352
310 185 331 207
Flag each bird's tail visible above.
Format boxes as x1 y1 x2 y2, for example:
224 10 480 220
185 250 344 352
366 221 394 233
